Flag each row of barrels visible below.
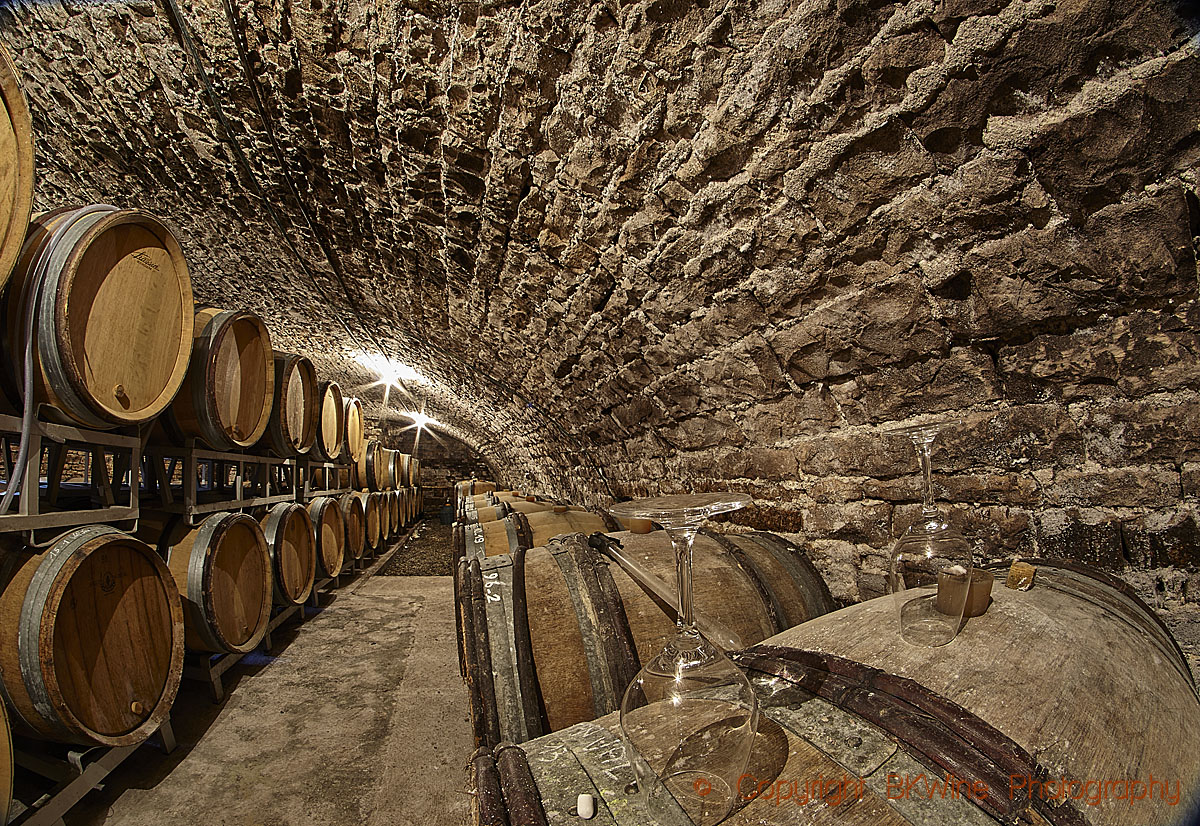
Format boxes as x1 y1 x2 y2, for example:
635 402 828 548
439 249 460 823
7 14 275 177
355 441 421 491
0 49 368 460
0 485 421 818
0 196 373 461
452 482 1200 826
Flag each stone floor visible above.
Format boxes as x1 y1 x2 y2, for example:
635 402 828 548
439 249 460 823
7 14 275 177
32 543 473 826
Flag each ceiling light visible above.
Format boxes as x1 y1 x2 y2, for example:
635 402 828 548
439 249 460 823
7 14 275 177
402 411 438 429
353 351 426 387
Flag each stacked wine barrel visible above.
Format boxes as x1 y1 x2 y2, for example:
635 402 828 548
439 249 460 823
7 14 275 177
0 51 432 822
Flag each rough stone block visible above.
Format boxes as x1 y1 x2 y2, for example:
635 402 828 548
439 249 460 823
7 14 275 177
1121 509 1200 568
1035 508 1126 570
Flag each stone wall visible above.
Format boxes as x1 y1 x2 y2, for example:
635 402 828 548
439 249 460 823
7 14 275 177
2 0 1198 601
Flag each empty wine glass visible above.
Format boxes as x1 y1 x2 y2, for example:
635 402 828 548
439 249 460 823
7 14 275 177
887 422 972 647
608 493 757 826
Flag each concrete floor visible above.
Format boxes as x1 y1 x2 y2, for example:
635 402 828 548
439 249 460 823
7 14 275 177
48 558 473 826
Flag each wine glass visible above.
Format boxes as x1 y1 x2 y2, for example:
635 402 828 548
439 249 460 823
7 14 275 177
886 422 973 647
607 493 757 826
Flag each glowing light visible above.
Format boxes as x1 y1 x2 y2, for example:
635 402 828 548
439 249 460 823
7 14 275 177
402 411 439 430
353 351 426 388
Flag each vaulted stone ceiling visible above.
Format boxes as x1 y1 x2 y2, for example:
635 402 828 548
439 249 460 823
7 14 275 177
4 0 1198 597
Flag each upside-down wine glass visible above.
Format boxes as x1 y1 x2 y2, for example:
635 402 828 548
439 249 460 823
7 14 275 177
607 492 757 826
887 422 973 647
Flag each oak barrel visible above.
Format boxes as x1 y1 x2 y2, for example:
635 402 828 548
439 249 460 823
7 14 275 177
342 397 365 464
166 307 274 450
338 492 366 561
410 457 420 486
457 480 497 499
308 496 346 579
262 352 317 457
455 510 616 558
377 490 393 542
164 512 272 654
389 489 401 532
0 701 10 824
491 559 1200 826
259 502 316 606
0 43 34 296
356 440 386 492
458 530 836 747
1 206 194 428
0 526 185 746
357 490 381 552
309 381 345 462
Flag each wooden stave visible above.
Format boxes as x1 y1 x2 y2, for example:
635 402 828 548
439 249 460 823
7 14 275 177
308 496 347 579
464 530 837 747
356 440 384 492
341 397 365 464
0 698 10 825
0 526 184 747
0 42 34 297
376 490 393 542
337 492 366 561
2 206 195 428
389 489 401 532
164 512 272 654
259 502 316 606
166 307 274 450
357 490 381 552
465 511 609 557
309 381 345 462
263 352 318 457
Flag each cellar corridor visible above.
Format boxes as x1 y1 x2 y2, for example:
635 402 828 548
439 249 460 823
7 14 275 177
57 535 472 826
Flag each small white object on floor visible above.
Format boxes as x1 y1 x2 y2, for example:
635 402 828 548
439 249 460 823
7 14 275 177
577 792 595 819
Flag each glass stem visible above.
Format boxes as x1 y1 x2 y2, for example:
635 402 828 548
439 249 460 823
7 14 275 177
671 527 698 637
917 437 937 520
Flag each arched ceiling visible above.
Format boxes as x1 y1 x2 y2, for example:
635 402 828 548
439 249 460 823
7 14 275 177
2 0 1199 576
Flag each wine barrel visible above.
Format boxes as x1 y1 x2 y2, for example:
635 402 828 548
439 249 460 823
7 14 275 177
491 559 1200 826
458 530 836 748
457 480 497 499
166 307 273 450
338 492 366 562
308 496 346 579
456 510 619 559
259 502 316 606
342 397 365 464
1 206 194 428
377 490 393 542
164 512 272 654
357 490 381 553
0 701 11 824
0 43 34 296
400 454 413 491
309 381 344 462
411 457 421 486
461 499 581 526
390 490 401 532
0 526 185 746
356 440 386 492
262 352 317 457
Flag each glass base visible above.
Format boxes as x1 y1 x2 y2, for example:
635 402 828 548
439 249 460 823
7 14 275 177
898 591 960 647
649 770 735 825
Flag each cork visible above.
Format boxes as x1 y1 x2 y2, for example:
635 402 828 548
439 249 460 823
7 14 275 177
1006 561 1036 591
